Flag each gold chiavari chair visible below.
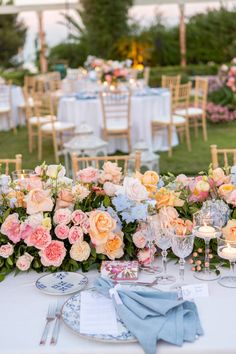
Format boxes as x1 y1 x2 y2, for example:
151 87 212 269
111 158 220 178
0 154 22 175
161 75 181 90
210 144 236 169
0 81 15 133
143 67 150 86
175 77 208 141
71 151 141 179
152 82 192 157
24 75 36 94
100 89 132 152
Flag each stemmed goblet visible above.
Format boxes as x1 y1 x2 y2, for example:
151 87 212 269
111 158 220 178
217 236 236 288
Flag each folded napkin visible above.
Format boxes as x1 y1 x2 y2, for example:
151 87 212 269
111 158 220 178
94 277 203 354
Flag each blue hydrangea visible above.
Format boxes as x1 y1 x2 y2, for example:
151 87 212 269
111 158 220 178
112 194 132 212
112 194 148 223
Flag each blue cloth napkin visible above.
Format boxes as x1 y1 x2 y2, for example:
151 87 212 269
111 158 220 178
94 277 203 354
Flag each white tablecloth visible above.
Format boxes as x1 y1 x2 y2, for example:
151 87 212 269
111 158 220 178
0 262 235 354
57 92 179 154
0 85 25 131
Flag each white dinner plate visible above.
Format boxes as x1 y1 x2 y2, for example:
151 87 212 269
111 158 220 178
35 271 88 296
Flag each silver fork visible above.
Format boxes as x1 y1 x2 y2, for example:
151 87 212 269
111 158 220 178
50 301 62 345
39 304 55 345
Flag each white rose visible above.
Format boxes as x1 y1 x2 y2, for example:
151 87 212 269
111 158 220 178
103 182 118 196
123 177 148 202
46 165 66 179
70 241 91 261
16 252 34 271
27 213 44 228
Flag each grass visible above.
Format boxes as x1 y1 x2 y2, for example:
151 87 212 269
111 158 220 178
0 121 236 175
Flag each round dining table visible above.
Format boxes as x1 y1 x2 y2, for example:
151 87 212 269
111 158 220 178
0 85 25 131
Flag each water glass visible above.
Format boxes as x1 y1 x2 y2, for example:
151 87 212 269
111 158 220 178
217 236 236 288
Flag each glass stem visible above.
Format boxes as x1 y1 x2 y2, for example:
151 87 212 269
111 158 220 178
161 250 168 279
148 241 153 267
205 239 210 274
230 261 235 275
179 258 185 285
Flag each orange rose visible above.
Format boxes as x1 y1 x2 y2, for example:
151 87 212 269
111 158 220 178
136 171 159 196
96 231 124 260
155 188 184 209
89 210 116 245
222 220 236 240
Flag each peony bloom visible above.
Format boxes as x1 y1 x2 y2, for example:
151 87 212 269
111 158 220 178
96 231 124 260
222 219 236 240
99 162 122 184
39 240 66 267
155 188 184 209
0 213 21 243
123 177 148 202
16 253 33 271
56 189 75 209
89 210 116 245
0 243 14 258
55 224 70 240
25 226 51 249
70 241 91 262
77 167 99 184
25 188 53 215
68 226 84 244
46 165 66 179
53 208 72 225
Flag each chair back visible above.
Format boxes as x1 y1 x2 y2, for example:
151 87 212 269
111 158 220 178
0 154 22 175
47 72 61 92
172 82 191 112
100 89 131 131
24 75 36 94
33 92 54 119
211 144 236 169
194 77 208 109
71 152 141 178
162 75 181 90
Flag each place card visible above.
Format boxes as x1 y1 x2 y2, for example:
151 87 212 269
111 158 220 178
101 260 139 280
181 283 209 300
80 290 118 335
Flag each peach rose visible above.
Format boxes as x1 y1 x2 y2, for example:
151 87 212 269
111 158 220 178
99 162 122 184
132 229 147 248
0 213 21 243
25 226 51 249
71 210 88 226
89 210 116 245
0 243 14 258
123 177 148 202
16 253 33 271
222 220 236 240
53 208 72 225
70 241 91 262
56 189 75 209
158 206 179 228
55 224 70 240
25 176 43 191
39 240 66 267
96 231 124 260
155 188 184 209
68 226 84 244
25 188 53 215
219 184 236 200
212 168 230 186
77 167 99 183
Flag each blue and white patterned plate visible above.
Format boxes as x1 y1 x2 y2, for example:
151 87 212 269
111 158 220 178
61 289 138 343
35 272 88 296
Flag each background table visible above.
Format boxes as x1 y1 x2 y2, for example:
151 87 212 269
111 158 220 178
57 90 179 154
0 85 25 131
0 262 235 354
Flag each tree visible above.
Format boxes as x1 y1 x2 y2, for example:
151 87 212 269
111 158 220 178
63 0 133 59
0 0 27 68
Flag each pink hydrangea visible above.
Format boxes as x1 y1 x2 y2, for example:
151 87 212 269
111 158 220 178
39 240 66 267
25 226 51 250
0 213 21 243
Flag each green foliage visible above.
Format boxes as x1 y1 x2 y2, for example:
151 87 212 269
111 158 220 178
0 0 27 68
48 42 87 68
208 86 236 108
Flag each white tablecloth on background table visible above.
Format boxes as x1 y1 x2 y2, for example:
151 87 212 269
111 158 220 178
0 262 235 354
0 85 25 131
57 91 179 154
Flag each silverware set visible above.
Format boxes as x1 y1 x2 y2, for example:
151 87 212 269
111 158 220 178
39 301 63 345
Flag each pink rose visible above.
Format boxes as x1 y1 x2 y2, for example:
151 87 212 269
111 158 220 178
25 226 51 249
212 168 230 186
20 222 34 240
39 240 66 267
77 167 99 183
68 226 84 244
0 213 21 243
80 218 90 234
103 182 118 196
53 208 72 225
25 189 53 215
158 206 179 228
70 241 91 261
16 252 33 271
137 246 156 266
132 230 147 249
0 243 14 258
99 162 122 184
227 189 236 206
55 224 70 240
71 210 88 226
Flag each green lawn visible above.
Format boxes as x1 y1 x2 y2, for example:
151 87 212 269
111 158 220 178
0 121 236 175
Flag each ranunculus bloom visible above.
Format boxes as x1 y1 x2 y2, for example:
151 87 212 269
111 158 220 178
158 206 179 228
89 210 116 245
219 184 236 201
25 226 51 249
56 189 75 209
123 177 148 202
132 229 147 249
99 162 122 184
155 188 184 209
0 243 14 258
70 241 91 262
71 210 88 226
16 253 33 271
53 208 72 225
55 224 70 240
77 167 99 183
25 189 53 215
96 231 124 260
39 240 66 267
222 220 236 240
103 182 118 196
0 213 21 243
46 165 66 179
68 226 84 244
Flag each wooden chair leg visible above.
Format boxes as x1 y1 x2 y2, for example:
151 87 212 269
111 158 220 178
168 125 172 157
194 117 198 138
127 132 131 153
52 132 59 163
28 123 33 153
185 121 191 152
202 113 208 141
8 112 16 134
38 129 43 161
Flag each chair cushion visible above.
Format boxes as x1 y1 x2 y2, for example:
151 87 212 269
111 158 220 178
0 106 10 113
106 118 128 131
152 115 186 125
41 121 75 132
29 115 56 125
175 107 203 116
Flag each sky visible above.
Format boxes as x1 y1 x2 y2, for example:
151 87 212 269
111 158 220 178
12 0 236 62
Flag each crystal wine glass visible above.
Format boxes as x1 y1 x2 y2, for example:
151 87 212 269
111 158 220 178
217 236 236 288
